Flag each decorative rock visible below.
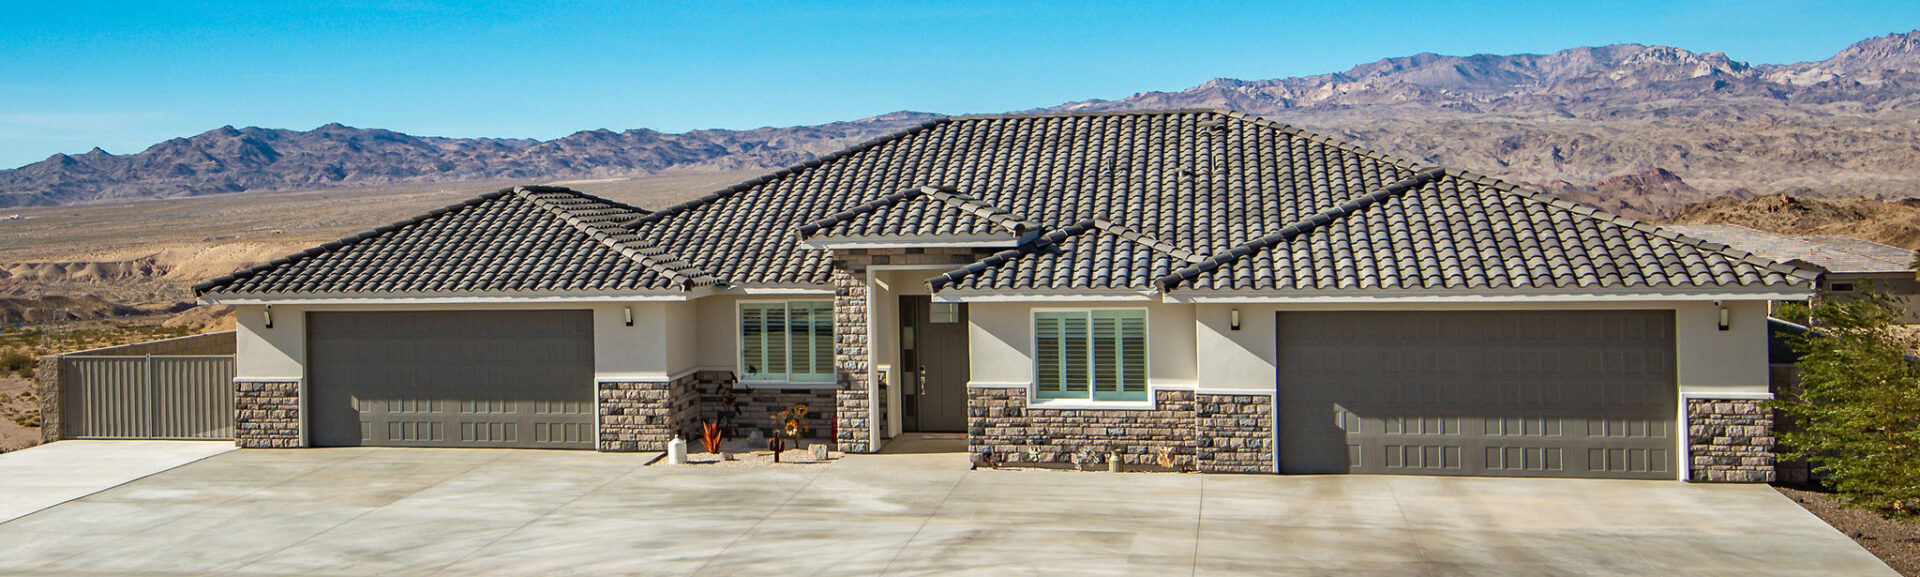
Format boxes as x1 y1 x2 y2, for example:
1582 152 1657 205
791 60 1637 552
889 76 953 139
809 444 829 461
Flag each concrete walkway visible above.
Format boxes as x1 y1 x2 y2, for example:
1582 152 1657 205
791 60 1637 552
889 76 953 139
0 440 233 523
0 445 1898 576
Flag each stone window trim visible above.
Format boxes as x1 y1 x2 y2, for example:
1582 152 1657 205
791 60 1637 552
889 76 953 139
1031 307 1151 405
737 299 836 386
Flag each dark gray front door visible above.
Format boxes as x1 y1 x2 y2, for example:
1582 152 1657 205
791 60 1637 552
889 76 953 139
307 310 596 449
900 296 968 433
1277 310 1677 479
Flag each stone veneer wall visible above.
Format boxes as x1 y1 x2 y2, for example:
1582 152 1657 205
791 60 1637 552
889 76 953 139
1193 394 1273 473
235 380 302 448
830 247 994 453
596 373 699 452
34 356 61 443
690 370 836 440
969 388 1201 468
1688 398 1776 483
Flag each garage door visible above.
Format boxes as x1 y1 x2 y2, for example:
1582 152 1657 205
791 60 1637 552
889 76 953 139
1277 310 1676 479
308 310 595 449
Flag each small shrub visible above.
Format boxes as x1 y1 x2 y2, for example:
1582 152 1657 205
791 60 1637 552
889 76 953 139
1773 291 1920 519
0 350 33 379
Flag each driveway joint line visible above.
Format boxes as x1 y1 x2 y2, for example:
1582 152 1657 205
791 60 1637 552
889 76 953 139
875 467 970 576
423 457 654 575
688 464 831 575
223 450 513 575
0 442 233 529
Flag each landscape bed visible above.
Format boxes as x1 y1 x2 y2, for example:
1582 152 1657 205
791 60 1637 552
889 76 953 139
1780 486 1920 577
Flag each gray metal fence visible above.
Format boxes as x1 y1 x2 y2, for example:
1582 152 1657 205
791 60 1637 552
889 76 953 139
62 355 234 439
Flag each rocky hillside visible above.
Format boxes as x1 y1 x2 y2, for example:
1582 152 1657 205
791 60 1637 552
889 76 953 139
1051 31 1920 219
1666 194 1920 249
0 112 939 207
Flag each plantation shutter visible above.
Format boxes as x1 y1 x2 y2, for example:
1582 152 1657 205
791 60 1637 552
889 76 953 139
765 304 787 377
1092 310 1147 401
742 304 769 379
810 301 835 381
1035 312 1090 399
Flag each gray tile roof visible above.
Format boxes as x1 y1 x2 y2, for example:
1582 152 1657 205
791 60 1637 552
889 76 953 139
1161 171 1810 292
195 186 717 295
1660 224 1913 273
199 109 1816 298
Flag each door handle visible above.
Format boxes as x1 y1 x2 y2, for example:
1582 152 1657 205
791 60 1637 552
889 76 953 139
918 365 927 395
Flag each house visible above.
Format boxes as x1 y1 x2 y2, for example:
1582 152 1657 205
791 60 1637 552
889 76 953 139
1662 224 1919 321
196 109 1813 482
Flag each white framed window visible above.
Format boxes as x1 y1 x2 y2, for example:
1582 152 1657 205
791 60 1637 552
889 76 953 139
1034 309 1147 402
740 300 835 383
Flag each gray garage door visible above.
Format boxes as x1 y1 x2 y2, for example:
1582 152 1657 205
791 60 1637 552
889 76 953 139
308 310 595 449
1278 310 1676 479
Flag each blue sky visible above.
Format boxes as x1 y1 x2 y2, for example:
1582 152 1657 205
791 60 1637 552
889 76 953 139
1 1 1916 168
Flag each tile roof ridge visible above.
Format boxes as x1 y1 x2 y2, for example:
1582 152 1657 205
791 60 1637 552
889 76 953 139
919 186 1037 234
1088 219 1205 264
512 187 720 290
194 187 518 295
1155 167 1446 292
927 219 1100 292
944 108 1237 121
793 187 933 239
1455 167 1822 284
622 117 953 229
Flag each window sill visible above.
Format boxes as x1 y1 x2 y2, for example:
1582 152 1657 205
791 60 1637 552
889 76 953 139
1027 399 1155 410
737 381 838 390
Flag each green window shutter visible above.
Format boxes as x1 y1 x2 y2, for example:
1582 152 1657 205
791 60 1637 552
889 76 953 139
741 305 766 378
765 303 787 378
810 301 835 382
1092 310 1147 401
1035 312 1084 399
1061 313 1090 395
790 303 813 376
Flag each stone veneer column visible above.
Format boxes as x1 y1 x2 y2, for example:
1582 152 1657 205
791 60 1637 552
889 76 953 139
1194 394 1274 473
34 356 61 443
1688 398 1776 483
597 374 698 452
832 264 872 453
234 380 303 448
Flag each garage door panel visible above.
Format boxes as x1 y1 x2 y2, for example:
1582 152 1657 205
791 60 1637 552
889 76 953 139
308 310 595 449
1278 310 1677 479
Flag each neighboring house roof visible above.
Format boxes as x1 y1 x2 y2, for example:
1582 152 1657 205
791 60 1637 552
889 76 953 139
1661 224 1914 274
195 186 717 295
198 109 1817 299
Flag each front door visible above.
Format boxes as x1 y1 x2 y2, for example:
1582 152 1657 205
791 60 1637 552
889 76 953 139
900 296 969 432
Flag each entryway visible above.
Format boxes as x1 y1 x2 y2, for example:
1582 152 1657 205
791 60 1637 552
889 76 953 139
898 296 968 433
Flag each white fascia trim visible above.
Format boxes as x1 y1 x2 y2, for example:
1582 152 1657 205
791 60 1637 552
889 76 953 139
802 235 1019 250
934 290 1157 302
595 368 704 383
1681 391 1775 401
203 290 702 305
1168 288 1812 304
726 286 835 295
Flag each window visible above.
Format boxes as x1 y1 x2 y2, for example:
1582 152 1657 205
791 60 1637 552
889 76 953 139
741 300 834 383
1034 309 1147 402
930 302 960 324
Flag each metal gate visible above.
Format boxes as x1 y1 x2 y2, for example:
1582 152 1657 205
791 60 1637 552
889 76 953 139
62 355 235 439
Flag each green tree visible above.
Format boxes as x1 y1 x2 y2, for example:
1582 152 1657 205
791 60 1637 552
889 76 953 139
1774 291 1920 518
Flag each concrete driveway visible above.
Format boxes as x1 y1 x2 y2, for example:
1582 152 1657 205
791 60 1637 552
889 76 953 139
0 445 1896 577
0 440 232 523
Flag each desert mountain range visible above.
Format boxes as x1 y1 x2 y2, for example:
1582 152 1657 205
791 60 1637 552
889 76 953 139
5 32 1920 221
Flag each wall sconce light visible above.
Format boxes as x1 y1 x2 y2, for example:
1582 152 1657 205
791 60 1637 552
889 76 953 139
1230 308 1241 331
263 305 273 329
624 306 634 327
1717 301 1729 331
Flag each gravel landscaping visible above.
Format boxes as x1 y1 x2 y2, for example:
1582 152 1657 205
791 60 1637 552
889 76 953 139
1780 486 1920 577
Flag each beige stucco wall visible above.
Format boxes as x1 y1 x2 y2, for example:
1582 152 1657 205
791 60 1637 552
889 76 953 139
232 301 698 382
967 300 1199 389
1191 299 1773 396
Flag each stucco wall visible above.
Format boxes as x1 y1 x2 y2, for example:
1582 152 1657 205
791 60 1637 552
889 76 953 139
232 301 697 381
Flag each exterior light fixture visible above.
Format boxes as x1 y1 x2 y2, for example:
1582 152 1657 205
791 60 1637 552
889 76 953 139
1717 301 1729 331
1230 308 1241 331
624 306 634 327
263 305 273 329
